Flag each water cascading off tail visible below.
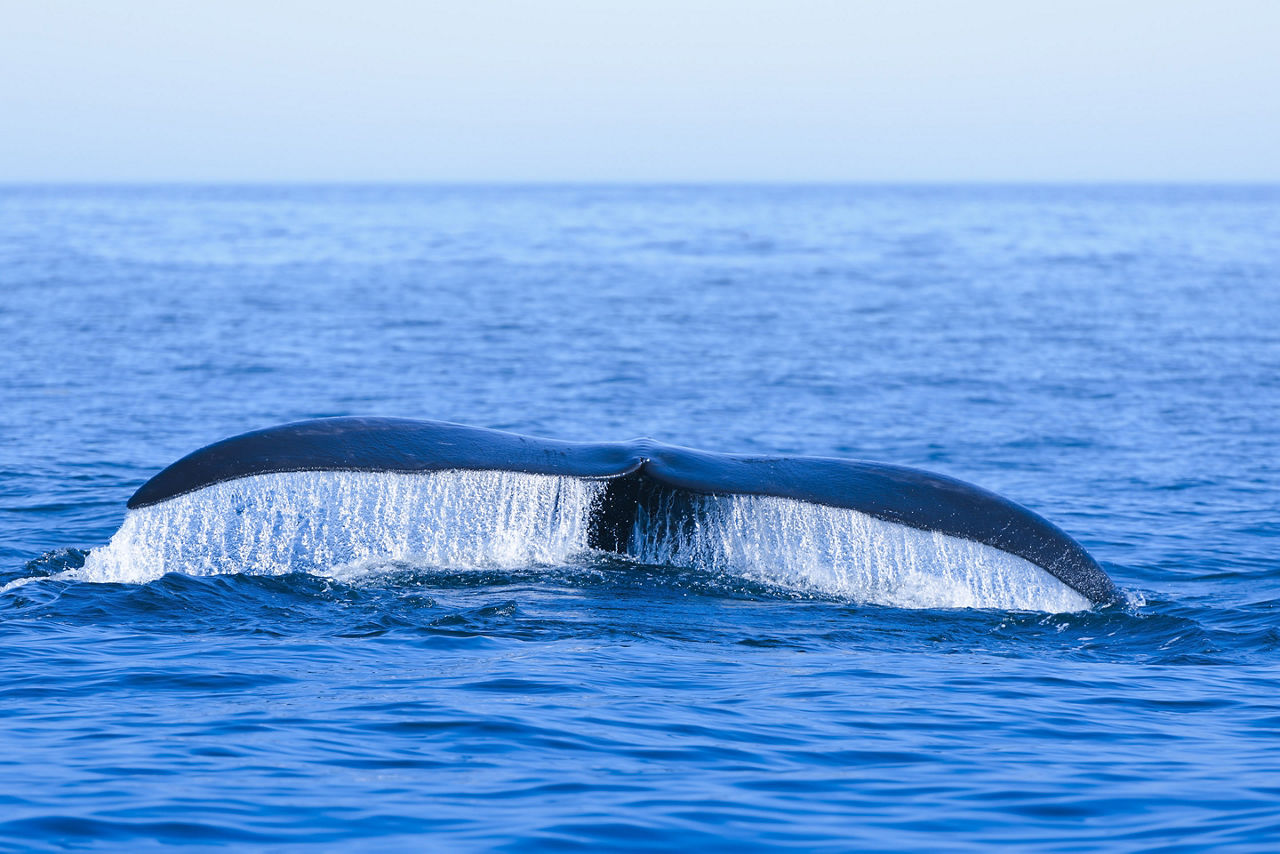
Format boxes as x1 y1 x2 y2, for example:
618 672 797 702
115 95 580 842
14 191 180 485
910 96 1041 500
78 417 1115 611
82 469 1094 611
83 470 602 583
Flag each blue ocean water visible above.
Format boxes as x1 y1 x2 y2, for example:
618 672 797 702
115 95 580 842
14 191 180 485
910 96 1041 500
2 184 1279 850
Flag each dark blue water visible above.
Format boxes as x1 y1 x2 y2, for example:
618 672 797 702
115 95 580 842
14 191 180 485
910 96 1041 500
3 185 1279 850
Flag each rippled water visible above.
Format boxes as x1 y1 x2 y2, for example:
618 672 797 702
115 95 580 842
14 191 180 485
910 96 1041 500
3 185 1279 850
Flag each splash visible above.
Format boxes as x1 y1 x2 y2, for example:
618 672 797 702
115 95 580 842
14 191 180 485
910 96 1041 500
82 470 602 584
74 470 1092 611
628 491 1092 612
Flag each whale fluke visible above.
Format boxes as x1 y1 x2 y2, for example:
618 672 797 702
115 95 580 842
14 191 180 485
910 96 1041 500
124 418 1117 605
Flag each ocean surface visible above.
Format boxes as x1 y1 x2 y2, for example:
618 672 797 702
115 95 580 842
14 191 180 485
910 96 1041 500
2 184 1279 850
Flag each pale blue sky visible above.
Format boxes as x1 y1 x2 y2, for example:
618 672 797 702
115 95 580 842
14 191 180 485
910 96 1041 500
2 0 1277 181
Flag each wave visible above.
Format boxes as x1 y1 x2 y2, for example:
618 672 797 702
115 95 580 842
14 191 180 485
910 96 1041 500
70 470 1090 612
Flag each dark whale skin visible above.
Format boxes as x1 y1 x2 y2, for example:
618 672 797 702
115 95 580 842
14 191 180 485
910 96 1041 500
127 417 1117 604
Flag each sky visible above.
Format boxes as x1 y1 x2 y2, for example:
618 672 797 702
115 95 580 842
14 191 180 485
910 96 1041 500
1 0 1277 182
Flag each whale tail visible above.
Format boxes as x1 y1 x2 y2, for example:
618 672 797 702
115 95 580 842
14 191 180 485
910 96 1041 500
112 417 1116 609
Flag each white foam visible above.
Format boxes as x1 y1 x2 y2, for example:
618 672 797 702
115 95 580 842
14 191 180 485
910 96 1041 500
628 491 1092 612
76 470 1092 612
0 570 79 596
81 470 602 584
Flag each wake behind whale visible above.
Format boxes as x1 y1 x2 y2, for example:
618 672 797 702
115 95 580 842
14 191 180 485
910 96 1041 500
82 418 1116 612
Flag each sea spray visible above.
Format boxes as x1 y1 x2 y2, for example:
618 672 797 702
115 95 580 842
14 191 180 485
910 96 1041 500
83 470 602 583
628 490 1092 612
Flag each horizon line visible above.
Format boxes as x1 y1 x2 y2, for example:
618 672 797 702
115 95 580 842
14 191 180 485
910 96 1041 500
3 178 1279 188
